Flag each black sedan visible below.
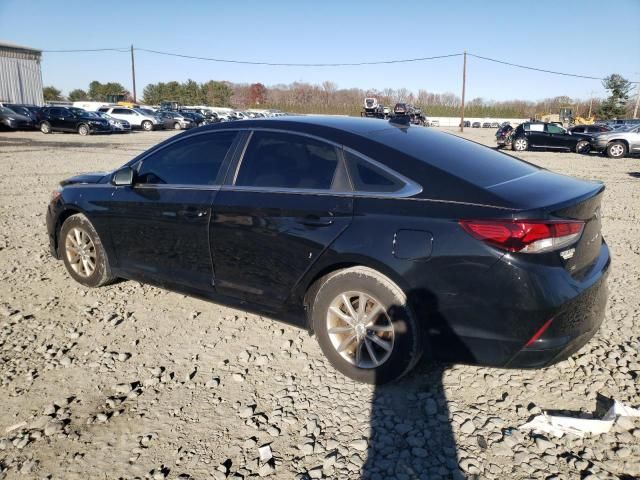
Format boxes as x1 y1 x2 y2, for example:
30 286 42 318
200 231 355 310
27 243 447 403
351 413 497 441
46 116 610 384
511 122 591 153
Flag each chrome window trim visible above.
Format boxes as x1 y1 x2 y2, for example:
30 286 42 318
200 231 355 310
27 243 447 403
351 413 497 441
133 184 221 191
132 129 243 187
228 127 422 198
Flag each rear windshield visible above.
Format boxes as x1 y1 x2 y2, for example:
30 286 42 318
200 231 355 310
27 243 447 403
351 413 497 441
371 126 539 188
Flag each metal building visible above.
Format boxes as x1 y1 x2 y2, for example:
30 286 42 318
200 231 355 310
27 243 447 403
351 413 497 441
0 40 44 106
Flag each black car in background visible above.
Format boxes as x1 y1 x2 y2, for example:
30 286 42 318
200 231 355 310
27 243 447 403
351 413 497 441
511 122 591 153
46 116 610 384
0 106 35 130
39 106 111 135
472 121 481 128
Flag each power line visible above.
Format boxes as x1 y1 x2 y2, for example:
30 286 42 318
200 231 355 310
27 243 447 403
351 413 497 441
135 48 464 66
467 53 639 83
37 46 638 83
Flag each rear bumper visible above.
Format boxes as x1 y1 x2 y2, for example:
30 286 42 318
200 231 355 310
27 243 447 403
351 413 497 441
425 241 610 368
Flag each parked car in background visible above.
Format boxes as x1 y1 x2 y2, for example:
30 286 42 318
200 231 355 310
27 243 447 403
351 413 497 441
495 124 514 148
482 122 492 128
39 106 111 135
569 125 611 135
490 121 500 128
460 120 471 128
0 106 35 130
97 107 160 131
511 122 590 153
156 111 193 130
94 111 131 133
46 116 610 384
179 111 207 127
3 104 40 123
472 121 481 128
430 120 440 127
589 125 640 159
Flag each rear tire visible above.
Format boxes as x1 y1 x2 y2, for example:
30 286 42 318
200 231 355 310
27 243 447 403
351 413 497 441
77 124 90 136
513 137 528 151
576 140 590 154
142 120 153 131
58 214 115 288
40 121 51 134
310 267 422 384
606 141 627 159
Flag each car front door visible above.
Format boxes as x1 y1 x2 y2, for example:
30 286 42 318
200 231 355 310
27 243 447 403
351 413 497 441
106 130 240 290
210 130 353 310
48 108 70 131
545 123 572 148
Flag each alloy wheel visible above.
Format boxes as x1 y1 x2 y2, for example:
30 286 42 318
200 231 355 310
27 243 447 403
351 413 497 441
514 138 527 151
64 227 96 277
326 291 394 368
610 144 624 157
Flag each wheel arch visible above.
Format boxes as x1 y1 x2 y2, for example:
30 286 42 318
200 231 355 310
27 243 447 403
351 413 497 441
53 206 86 256
607 138 629 150
295 255 411 332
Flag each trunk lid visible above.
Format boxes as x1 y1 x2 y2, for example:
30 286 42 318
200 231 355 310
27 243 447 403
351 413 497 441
488 170 605 276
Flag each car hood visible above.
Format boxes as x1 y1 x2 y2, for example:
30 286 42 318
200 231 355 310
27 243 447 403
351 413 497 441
60 172 109 186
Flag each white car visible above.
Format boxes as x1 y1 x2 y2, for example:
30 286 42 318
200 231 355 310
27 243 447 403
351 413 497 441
97 107 160 131
430 120 440 127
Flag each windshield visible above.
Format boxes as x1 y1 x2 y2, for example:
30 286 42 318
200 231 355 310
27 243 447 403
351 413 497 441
0 107 16 115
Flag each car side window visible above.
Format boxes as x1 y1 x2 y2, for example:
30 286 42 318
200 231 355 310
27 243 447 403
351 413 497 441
136 132 238 186
112 108 130 115
343 150 405 193
573 126 584 133
235 131 339 190
545 124 565 134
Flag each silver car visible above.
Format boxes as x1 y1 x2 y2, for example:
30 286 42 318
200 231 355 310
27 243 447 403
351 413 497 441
589 125 640 159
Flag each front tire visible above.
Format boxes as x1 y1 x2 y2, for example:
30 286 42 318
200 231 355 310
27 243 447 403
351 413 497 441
77 124 90 136
606 141 627 159
310 267 421 384
59 214 115 288
40 121 51 134
513 136 529 151
173 122 182 130
142 120 153 131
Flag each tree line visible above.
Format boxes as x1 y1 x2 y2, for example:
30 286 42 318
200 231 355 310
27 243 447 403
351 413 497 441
43 74 636 120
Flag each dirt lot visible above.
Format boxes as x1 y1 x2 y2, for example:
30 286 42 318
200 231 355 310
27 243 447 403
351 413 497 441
0 127 639 480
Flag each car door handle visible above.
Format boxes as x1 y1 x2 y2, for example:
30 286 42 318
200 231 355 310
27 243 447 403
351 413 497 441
298 214 334 227
180 207 209 218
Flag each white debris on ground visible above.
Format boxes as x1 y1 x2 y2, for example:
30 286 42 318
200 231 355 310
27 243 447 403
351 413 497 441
0 129 639 479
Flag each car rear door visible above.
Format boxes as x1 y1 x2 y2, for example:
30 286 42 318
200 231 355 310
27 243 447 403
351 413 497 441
210 130 353 309
525 123 546 146
107 130 240 290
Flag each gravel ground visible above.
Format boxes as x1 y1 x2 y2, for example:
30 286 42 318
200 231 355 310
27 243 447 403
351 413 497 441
0 127 639 480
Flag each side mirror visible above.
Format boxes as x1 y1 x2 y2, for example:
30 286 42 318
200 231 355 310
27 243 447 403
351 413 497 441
112 166 134 186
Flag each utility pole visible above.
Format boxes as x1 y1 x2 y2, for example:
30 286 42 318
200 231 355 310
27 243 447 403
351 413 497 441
460 51 467 132
130 45 137 103
634 82 640 119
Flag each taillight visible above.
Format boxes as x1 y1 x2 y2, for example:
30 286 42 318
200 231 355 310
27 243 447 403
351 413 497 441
459 219 584 253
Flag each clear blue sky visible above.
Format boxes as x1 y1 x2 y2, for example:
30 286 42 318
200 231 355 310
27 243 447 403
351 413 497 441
1 0 639 102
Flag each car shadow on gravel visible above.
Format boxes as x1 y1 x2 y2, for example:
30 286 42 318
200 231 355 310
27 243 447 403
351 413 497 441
361 289 472 479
